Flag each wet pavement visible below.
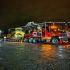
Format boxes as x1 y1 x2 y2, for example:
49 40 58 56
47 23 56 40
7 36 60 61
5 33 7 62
0 42 70 70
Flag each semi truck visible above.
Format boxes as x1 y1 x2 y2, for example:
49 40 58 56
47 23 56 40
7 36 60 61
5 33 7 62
24 22 70 44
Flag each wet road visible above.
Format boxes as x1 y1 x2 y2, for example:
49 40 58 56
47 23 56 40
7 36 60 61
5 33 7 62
0 42 70 70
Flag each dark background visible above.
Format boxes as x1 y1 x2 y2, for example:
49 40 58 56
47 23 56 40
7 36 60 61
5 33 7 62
0 0 70 29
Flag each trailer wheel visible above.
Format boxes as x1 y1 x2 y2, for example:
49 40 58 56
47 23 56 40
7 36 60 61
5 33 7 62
51 38 59 44
42 39 47 43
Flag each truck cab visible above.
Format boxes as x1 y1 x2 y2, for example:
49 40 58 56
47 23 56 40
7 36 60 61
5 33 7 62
14 27 25 41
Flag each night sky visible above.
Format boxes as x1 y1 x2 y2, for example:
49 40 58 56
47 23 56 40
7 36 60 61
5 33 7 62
0 0 70 29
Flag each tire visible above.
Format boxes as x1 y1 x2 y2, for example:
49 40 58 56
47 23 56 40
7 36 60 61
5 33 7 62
51 38 59 44
28 38 33 43
42 39 47 43
32 38 37 43
37 38 42 43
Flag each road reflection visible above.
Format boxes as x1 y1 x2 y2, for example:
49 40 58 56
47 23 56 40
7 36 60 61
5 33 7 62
41 44 70 61
0 42 70 70
0 42 4 47
41 44 57 61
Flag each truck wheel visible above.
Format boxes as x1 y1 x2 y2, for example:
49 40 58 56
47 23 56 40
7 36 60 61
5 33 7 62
51 38 59 44
28 38 33 43
32 39 37 43
37 39 42 43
